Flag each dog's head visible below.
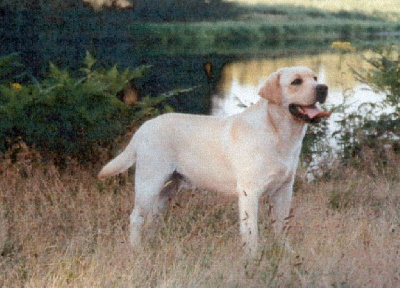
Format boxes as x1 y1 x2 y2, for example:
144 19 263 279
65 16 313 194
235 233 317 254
258 66 331 124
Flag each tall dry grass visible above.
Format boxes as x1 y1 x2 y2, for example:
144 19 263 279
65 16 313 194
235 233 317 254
0 146 399 287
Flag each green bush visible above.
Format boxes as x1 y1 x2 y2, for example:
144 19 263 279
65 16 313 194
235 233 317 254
133 0 239 21
0 52 178 165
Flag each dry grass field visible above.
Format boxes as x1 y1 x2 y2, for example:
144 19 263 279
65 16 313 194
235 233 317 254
1 146 399 287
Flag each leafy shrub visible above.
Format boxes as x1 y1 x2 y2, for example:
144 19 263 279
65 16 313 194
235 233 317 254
355 46 400 107
0 53 27 84
352 46 400 152
133 0 239 22
331 45 400 164
0 52 177 165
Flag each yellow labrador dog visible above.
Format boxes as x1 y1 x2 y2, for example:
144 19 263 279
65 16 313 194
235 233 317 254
99 66 331 255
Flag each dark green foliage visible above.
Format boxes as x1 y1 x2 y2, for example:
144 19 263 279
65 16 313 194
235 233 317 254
0 52 178 165
133 0 239 22
0 53 27 84
0 0 86 10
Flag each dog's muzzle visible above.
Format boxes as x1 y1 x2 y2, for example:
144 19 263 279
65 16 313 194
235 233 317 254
289 84 331 124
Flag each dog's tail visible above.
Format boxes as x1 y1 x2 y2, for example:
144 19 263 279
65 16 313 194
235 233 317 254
98 137 137 180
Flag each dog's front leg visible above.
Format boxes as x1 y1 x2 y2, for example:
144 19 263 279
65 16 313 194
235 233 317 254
270 182 293 234
238 188 259 256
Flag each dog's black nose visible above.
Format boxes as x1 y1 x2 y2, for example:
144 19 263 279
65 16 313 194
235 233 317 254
316 84 328 103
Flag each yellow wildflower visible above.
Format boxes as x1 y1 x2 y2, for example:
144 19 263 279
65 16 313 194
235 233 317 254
331 41 356 52
10 83 22 90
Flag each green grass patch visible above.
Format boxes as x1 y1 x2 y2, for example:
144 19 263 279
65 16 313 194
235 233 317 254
131 3 400 55
132 19 400 55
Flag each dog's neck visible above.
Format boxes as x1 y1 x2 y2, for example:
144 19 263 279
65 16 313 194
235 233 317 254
262 100 308 154
267 102 307 132
238 99 307 151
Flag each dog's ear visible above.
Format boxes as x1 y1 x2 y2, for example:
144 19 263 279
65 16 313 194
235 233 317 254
258 71 282 105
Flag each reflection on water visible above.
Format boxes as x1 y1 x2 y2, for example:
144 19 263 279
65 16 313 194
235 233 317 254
211 52 387 151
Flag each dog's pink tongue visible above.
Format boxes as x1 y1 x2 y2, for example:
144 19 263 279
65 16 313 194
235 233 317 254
303 105 332 119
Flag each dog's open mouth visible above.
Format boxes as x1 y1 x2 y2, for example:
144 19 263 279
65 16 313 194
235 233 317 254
289 104 332 124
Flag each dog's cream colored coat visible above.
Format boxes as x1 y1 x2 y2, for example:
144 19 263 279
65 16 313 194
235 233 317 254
99 66 328 255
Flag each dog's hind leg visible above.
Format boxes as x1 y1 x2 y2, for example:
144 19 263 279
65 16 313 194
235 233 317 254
129 159 174 248
129 205 145 248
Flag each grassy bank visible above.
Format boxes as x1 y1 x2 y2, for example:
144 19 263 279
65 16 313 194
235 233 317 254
1 150 399 287
132 19 400 48
132 5 400 55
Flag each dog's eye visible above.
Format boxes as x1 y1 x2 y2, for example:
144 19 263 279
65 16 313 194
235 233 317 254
291 78 303 85
314 77 318 81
